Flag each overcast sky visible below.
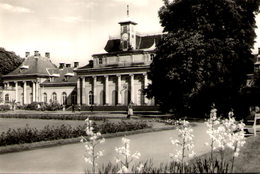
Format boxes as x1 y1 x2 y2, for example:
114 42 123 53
0 0 259 67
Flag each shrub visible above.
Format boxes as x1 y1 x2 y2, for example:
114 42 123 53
0 105 10 111
45 102 63 111
96 120 151 134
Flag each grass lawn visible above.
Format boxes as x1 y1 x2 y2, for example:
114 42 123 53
233 135 260 173
0 118 166 134
0 118 87 133
194 133 260 173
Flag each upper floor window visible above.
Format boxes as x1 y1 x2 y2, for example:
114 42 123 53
150 54 155 61
122 25 127 33
99 58 103 64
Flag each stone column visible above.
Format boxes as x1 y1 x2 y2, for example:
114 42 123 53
104 75 109 105
82 77 86 104
130 74 134 104
77 78 81 105
35 80 39 102
93 76 97 105
143 73 148 105
117 74 121 105
23 81 27 105
32 81 36 102
15 81 18 103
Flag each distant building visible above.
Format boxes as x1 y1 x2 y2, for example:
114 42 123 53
75 17 162 107
1 51 78 106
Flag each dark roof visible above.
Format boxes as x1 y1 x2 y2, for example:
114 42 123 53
41 67 77 86
104 34 162 53
4 55 57 77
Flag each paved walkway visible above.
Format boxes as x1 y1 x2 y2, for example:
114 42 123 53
0 122 210 173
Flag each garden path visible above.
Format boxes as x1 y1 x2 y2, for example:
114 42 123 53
0 122 210 173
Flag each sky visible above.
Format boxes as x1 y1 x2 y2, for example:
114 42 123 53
0 0 259 67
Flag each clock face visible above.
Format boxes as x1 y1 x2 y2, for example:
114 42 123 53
122 33 128 41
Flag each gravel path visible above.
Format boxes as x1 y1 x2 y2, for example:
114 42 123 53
0 122 210 173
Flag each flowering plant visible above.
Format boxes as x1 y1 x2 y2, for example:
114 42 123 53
170 119 195 173
115 137 143 173
205 108 246 172
81 118 105 173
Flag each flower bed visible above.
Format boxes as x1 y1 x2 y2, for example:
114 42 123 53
0 120 151 146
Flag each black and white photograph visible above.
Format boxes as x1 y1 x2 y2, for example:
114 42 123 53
0 0 259 173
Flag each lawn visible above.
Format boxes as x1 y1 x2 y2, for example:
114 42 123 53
193 133 260 173
0 118 168 134
233 135 260 172
0 118 87 133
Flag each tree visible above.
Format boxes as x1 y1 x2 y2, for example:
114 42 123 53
0 47 23 76
147 0 259 117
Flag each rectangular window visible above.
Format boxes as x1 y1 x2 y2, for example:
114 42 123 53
123 26 127 33
123 41 128 50
99 58 103 64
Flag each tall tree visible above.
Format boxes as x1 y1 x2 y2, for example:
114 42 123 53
0 47 23 76
147 0 259 117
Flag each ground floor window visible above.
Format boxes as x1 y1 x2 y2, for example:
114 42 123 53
5 94 9 103
89 91 94 105
30 93 33 103
43 93 47 103
62 92 67 105
71 92 77 104
52 92 57 103
21 93 24 105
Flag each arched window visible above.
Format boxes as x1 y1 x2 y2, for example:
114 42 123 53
89 91 94 105
137 89 143 106
43 93 47 103
52 92 57 103
5 94 9 103
62 92 67 105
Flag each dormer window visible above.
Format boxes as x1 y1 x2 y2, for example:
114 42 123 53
64 73 74 82
20 65 29 72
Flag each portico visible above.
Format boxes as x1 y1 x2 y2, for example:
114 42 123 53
77 72 153 106
3 80 41 105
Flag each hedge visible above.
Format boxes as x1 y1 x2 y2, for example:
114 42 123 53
0 114 108 121
0 120 151 146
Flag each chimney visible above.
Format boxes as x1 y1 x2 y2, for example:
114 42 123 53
66 64 71 68
89 60 93 67
45 52 50 58
59 63 65 69
74 62 79 68
25 52 30 57
34 50 39 56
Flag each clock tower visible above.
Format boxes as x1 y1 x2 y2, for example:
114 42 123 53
119 5 137 51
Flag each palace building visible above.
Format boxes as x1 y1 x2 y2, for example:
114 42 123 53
0 16 162 110
75 17 162 108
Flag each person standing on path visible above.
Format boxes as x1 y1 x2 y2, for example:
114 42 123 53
127 101 133 119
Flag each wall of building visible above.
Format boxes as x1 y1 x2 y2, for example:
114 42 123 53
41 86 76 105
